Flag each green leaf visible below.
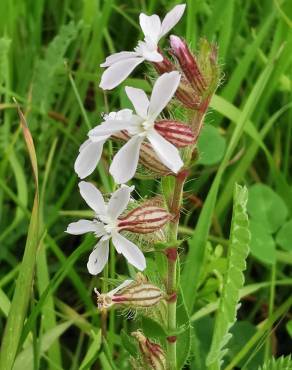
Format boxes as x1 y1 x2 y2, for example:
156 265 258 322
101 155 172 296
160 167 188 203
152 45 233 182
0 104 39 370
32 21 79 114
79 329 101 370
13 322 72 370
176 287 192 369
226 322 264 370
276 219 292 251
120 330 138 357
161 175 176 209
247 184 288 233
206 184 250 368
249 220 276 265
197 124 226 165
257 355 292 370
141 316 167 339
286 320 292 339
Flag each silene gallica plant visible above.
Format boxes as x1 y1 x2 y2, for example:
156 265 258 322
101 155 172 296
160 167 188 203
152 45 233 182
67 4 251 370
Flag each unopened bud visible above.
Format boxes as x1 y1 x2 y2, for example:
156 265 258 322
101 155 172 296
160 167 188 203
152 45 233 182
118 202 171 234
170 35 206 94
154 120 196 147
132 331 167 370
94 273 165 310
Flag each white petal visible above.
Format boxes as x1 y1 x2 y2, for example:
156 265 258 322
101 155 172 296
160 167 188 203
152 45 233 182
87 239 109 275
89 119 133 138
115 108 133 121
74 140 105 179
160 4 186 37
107 185 134 219
139 13 161 44
79 181 106 215
147 129 183 173
109 135 143 184
148 71 181 120
101 51 139 67
112 232 146 271
125 86 149 119
108 279 134 297
143 49 163 62
99 57 145 90
66 220 96 235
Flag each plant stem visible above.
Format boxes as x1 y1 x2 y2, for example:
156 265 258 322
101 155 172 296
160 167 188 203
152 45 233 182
165 172 187 370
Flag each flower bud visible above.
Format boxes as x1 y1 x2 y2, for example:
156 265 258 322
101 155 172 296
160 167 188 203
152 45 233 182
154 120 196 147
168 36 220 112
94 273 165 310
118 202 171 234
132 331 167 370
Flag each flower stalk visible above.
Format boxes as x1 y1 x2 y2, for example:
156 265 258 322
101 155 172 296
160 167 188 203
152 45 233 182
67 3 220 369
164 170 187 369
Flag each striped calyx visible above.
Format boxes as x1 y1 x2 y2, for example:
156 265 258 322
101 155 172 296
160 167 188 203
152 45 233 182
154 120 196 148
118 201 171 234
95 273 164 310
132 331 166 370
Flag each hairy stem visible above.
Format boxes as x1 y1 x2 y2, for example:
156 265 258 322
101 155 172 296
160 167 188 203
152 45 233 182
166 172 187 369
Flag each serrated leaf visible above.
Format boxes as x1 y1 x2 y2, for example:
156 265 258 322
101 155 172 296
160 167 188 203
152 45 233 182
32 21 79 114
206 184 250 368
257 355 292 370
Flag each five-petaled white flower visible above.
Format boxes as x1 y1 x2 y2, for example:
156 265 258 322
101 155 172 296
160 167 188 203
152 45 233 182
99 4 186 90
82 71 184 184
66 181 146 274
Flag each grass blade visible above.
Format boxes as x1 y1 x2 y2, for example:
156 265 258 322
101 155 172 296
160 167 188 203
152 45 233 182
0 102 39 369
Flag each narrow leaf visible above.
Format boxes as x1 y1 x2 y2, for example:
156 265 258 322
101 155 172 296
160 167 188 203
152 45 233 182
0 103 39 370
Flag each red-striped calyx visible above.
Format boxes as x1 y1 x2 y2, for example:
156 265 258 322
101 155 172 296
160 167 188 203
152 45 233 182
94 273 165 310
154 120 196 147
118 201 171 234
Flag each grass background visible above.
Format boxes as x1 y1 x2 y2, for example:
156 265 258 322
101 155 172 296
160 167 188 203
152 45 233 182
0 0 291 369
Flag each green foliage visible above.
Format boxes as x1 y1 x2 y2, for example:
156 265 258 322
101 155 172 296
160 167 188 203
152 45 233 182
197 124 226 166
32 21 79 115
249 220 276 264
0 106 39 370
247 184 288 234
206 184 250 368
257 355 292 370
276 220 292 252
0 1 292 369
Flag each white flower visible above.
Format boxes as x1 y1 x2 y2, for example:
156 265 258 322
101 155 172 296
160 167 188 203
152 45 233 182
99 4 186 90
74 109 133 179
66 181 146 274
89 71 184 184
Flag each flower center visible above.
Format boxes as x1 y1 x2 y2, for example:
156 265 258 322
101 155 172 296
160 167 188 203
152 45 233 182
98 214 117 234
141 120 154 133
